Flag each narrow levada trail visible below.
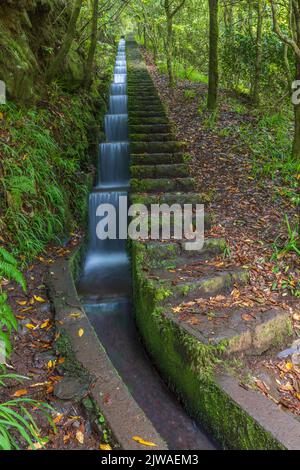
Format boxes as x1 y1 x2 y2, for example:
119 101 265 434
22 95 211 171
77 39 217 450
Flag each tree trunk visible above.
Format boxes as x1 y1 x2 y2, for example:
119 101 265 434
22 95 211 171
166 7 174 87
207 0 219 111
47 0 83 82
84 0 99 89
252 0 263 106
292 59 300 160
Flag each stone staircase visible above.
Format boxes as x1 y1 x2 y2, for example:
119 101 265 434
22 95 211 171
127 39 292 359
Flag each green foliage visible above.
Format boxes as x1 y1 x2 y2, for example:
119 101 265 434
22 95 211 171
0 86 101 259
236 111 299 205
0 247 26 356
272 215 300 260
0 371 52 450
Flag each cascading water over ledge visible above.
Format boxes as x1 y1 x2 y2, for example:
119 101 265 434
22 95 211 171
77 38 216 450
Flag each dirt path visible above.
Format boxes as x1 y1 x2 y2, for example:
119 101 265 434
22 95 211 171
143 51 300 417
144 52 299 306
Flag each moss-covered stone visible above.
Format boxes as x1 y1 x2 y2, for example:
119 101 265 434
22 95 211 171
131 164 189 179
131 177 196 193
130 141 185 154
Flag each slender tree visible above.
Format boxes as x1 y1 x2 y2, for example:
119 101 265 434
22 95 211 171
252 0 264 105
47 0 83 82
85 0 99 88
207 0 219 110
163 0 187 87
270 0 300 160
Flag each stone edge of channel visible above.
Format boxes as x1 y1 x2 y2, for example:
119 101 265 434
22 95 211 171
46 249 168 451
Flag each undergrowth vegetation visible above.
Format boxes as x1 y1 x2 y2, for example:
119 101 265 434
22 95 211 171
0 86 105 259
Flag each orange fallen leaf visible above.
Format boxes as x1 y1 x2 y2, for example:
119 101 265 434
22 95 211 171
41 319 50 329
78 328 84 337
132 436 157 447
53 414 63 424
16 300 27 306
242 313 255 322
76 430 84 444
13 389 28 397
286 362 293 371
25 323 36 330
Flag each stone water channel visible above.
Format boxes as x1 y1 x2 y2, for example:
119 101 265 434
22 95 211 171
77 39 217 450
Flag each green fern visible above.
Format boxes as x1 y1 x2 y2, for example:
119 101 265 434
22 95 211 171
0 258 26 292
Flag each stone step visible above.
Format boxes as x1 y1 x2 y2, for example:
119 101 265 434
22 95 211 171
130 124 172 134
156 268 249 301
130 191 212 207
130 133 175 142
131 153 185 165
131 164 189 179
131 141 185 154
129 117 169 125
130 110 167 118
168 305 292 356
131 177 195 193
142 238 227 263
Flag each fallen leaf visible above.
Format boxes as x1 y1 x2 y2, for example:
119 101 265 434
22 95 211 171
13 389 28 397
25 323 36 330
99 443 112 450
76 430 84 444
40 319 50 329
16 300 27 306
132 436 157 447
78 328 84 337
286 362 293 371
34 295 46 303
242 313 255 322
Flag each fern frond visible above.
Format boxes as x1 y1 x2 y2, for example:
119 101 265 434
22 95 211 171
0 247 18 267
0 260 26 292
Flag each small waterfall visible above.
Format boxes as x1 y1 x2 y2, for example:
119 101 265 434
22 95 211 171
78 37 130 300
109 95 128 114
110 83 126 95
114 73 127 84
114 66 127 74
105 114 128 142
98 142 130 188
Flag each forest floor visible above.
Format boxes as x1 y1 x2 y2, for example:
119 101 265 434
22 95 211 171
0 232 105 450
144 51 300 417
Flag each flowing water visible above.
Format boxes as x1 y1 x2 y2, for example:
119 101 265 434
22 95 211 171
77 39 217 450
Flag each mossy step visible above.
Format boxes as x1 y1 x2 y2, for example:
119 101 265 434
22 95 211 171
129 103 163 110
131 191 212 206
168 305 292 355
130 133 175 143
155 268 249 301
130 111 167 118
131 141 185 154
129 101 163 108
129 117 169 125
131 153 184 165
141 238 227 262
131 177 195 193
131 164 189 179
130 124 172 134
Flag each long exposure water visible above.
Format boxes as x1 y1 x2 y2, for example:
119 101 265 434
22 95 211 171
77 39 217 450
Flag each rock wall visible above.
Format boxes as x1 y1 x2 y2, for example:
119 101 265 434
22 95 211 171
0 0 84 102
